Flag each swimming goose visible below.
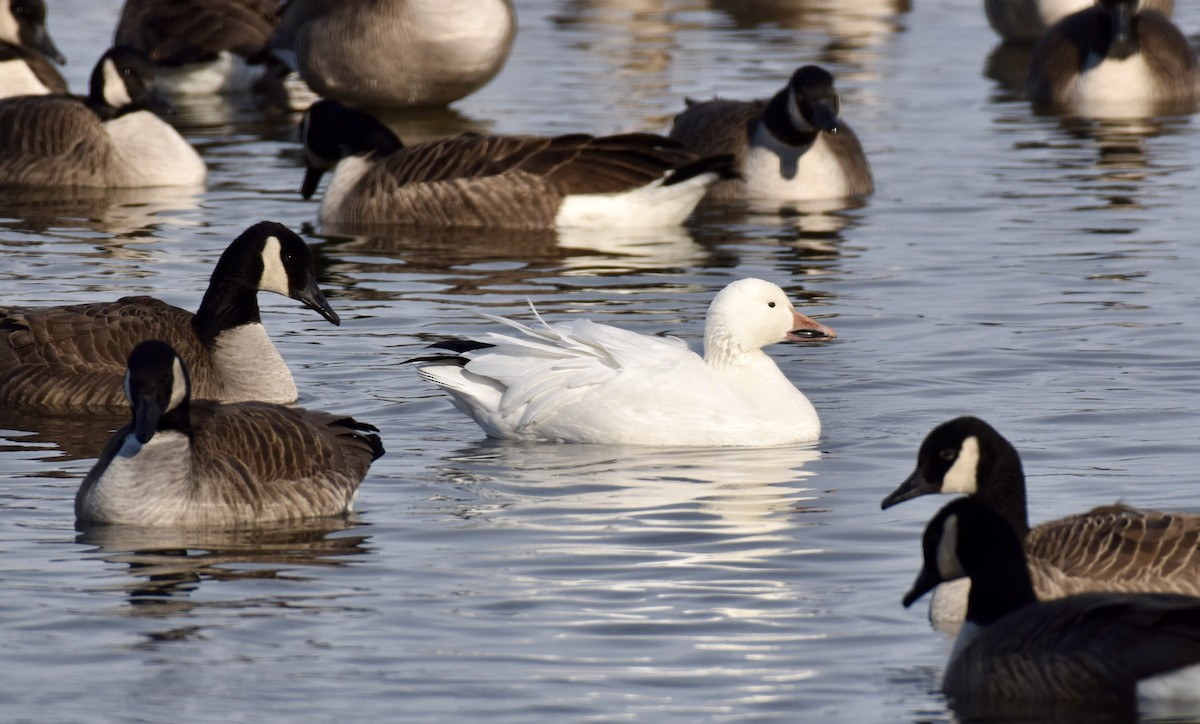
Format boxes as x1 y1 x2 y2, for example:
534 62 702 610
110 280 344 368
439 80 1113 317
0 221 340 413
668 65 873 202
0 0 67 98
905 497 1200 710
299 99 737 229
415 278 836 446
985 0 1172 45
882 416 1200 624
75 339 384 527
0 45 207 187
1027 0 1200 116
272 0 515 108
113 0 280 95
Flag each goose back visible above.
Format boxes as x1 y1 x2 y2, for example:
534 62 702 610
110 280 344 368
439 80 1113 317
273 0 515 107
114 0 280 94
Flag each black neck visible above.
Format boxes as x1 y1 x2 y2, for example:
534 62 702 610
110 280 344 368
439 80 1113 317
761 89 817 148
191 253 263 346
975 434 1032 539
964 529 1038 625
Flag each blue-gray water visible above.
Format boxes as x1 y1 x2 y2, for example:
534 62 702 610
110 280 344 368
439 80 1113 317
4 0 1200 721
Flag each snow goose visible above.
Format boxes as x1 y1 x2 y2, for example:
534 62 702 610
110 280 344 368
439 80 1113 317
883 416 1200 625
668 65 873 202
906 497 1200 714
416 278 836 446
75 339 384 527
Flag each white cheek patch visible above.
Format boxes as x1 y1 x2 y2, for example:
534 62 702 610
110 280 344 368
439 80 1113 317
938 513 965 581
258 236 291 295
942 435 980 494
102 59 133 108
0 1 19 45
168 357 189 410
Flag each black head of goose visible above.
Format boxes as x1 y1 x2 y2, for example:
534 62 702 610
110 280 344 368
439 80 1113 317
0 45 206 187
75 339 384 527
0 220 340 413
667 64 873 202
0 0 68 97
1026 0 1200 115
298 99 737 230
271 0 515 108
883 416 1200 623
114 0 281 96
905 496 1200 711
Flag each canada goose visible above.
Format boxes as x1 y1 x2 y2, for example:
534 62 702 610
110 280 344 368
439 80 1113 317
905 497 1200 710
113 0 280 95
985 0 1172 44
75 339 384 527
299 99 738 229
272 0 515 108
1027 0 1200 115
415 278 836 446
0 220 340 413
0 0 67 98
0 45 207 187
882 416 1200 623
667 65 873 202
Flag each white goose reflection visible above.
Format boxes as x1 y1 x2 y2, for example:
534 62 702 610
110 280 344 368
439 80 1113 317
436 442 823 559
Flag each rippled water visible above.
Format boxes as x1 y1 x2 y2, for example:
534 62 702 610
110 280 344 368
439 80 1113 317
5 0 1200 721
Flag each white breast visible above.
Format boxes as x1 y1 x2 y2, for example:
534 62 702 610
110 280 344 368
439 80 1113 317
1071 54 1159 118
211 323 298 403
742 126 852 201
0 59 51 98
319 155 374 223
79 431 195 526
104 111 207 186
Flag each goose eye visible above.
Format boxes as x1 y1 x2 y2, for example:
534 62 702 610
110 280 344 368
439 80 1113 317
283 253 297 265
768 301 776 308
939 448 957 462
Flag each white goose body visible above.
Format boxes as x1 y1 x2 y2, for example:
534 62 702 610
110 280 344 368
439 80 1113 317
417 278 835 447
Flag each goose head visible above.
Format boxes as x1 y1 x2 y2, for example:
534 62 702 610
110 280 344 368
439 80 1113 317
1 0 64 63
881 416 1031 536
786 65 843 135
299 99 404 199
87 46 172 117
124 340 191 444
201 221 341 327
903 497 1032 610
702 278 835 366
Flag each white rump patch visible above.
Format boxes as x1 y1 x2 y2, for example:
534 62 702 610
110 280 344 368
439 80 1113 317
942 435 980 494
258 236 290 295
1139 663 1200 703
554 173 712 228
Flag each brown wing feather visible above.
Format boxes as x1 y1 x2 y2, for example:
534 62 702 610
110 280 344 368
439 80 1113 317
669 99 761 167
186 401 379 521
0 297 218 411
1026 505 1200 597
115 0 280 63
0 97 118 186
1138 12 1200 104
1027 10 1099 106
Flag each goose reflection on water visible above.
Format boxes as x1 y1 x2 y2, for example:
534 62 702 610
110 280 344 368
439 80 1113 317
75 519 372 607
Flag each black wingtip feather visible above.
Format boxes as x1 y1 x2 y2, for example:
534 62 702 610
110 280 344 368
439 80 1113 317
664 154 740 186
